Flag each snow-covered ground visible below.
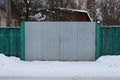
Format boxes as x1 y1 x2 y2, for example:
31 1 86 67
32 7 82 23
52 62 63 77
0 54 120 80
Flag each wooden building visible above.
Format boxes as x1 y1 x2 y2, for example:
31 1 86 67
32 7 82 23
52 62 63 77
37 8 92 21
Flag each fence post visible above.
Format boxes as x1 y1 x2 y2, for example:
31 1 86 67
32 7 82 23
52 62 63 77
20 22 25 60
96 22 101 59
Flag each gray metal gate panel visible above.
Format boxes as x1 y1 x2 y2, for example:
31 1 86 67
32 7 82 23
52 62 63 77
25 23 43 60
25 22 60 61
42 23 59 60
59 24 78 61
25 22 96 61
77 22 95 61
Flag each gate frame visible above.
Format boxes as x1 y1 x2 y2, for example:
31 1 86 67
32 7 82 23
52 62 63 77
96 22 100 59
20 22 25 60
20 22 100 61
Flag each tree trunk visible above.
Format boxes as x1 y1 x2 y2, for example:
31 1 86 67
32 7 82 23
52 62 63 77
26 5 29 21
24 0 31 21
6 0 11 26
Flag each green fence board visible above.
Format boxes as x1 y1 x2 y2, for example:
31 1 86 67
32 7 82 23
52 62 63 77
0 29 9 56
100 27 120 56
0 28 20 58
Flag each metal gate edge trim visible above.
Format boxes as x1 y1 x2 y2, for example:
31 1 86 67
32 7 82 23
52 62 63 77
96 22 101 59
20 22 25 60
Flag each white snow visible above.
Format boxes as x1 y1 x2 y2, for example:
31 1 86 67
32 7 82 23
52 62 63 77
0 54 21 65
97 21 100 23
58 7 88 14
33 13 46 21
0 54 120 79
96 55 120 67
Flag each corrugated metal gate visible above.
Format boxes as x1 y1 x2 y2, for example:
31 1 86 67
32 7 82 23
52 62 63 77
24 22 96 61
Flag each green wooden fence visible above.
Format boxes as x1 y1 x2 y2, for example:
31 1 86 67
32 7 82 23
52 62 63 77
100 26 120 56
0 27 21 58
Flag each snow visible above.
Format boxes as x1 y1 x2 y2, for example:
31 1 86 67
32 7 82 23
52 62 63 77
97 21 100 23
0 54 120 79
33 13 46 21
0 54 21 67
96 55 120 67
58 7 88 14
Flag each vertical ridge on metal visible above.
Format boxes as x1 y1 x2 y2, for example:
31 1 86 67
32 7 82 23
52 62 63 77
20 22 25 60
96 22 100 59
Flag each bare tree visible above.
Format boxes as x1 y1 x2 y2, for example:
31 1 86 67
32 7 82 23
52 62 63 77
11 0 80 21
86 0 96 21
64 0 77 9
12 0 42 22
6 0 11 26
24 0 31 21
99 0 120 25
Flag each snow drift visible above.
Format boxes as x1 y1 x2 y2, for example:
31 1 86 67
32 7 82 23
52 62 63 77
0 54 21 66
96 55 120 67
0 54 120 79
